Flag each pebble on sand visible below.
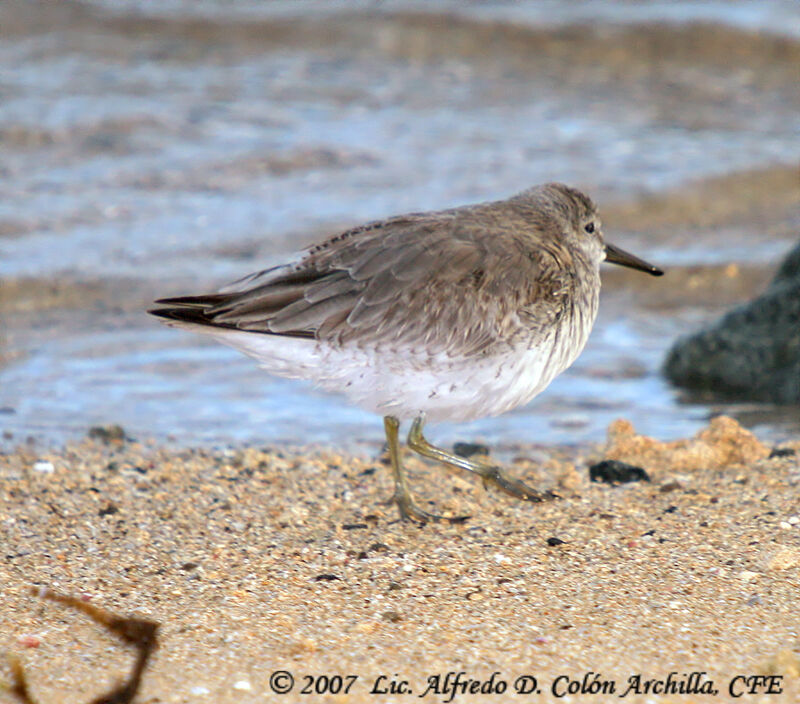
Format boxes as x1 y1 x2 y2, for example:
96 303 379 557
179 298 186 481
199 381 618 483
765 547 800 571
605 415 769 473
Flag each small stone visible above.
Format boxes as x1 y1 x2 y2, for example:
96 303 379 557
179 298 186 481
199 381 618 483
546 537 565 547
745 594 762 606
381 610 402 622
87 424 126 443
232 680 252 691
190 686 210 695
779 521 792 530
98 502 119 517
788 516 799 525
765 547 800 571
313 573 341 582
33 460 54 473
589 460 650 484
738 570 760 581
17 634 40 648
659 480 683 493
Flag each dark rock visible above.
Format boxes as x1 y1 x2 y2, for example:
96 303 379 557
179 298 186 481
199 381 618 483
88 424 127 443
589 459 651 484
546 536 565 546
664 238 800 402
98 502 119 517
313 573 341 582
453 442 490 458
769 447 796 458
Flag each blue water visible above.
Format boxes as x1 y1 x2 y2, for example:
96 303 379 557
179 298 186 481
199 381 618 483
1 0 798 450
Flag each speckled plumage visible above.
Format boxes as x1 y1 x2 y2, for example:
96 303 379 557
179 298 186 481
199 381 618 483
151 182 662 520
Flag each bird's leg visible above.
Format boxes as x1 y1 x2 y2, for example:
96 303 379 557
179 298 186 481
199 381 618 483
382 416 469 524
407 416 556 504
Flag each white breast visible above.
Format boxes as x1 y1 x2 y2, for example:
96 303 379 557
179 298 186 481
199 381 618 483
209 292 598 423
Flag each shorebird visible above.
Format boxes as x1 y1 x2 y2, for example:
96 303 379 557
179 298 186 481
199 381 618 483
150 183 662 522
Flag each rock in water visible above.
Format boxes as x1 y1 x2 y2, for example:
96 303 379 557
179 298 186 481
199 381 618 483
664 239 800 403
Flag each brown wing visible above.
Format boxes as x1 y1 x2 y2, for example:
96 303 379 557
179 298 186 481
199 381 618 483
150 207 571 357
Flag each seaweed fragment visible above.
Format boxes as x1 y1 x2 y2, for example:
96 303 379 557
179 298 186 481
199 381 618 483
5 588 159 704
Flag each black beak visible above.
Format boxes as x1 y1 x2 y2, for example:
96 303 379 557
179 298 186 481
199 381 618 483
605 242 663 276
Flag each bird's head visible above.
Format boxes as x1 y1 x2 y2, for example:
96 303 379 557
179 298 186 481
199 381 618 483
514 183 663 277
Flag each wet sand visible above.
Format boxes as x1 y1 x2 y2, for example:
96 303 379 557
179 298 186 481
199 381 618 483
2 161 798 450
1 418 799 703
2 0 799 448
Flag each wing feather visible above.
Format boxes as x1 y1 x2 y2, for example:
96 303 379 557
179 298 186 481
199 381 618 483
150 204 571 358
268 292 361 334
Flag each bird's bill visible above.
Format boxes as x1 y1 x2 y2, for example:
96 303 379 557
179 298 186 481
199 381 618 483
604 242 664 276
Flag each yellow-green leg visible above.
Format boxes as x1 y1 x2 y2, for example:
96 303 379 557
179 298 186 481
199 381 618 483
383 416 469 524
407 416 556 504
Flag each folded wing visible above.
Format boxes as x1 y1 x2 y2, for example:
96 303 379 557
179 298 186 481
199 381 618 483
150 210 567 357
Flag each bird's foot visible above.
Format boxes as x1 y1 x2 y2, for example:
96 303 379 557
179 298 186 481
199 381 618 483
386 491 470 524
479 466 558 503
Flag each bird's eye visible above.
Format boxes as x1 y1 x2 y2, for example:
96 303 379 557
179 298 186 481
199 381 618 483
584 222 595 234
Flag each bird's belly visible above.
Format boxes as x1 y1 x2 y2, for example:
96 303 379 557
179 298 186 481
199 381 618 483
318 331 584 423
210 309 593 423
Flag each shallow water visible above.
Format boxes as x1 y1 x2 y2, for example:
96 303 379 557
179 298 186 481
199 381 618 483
1 0 799 451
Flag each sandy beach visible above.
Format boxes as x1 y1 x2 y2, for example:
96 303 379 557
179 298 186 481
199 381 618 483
1 418 798 703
